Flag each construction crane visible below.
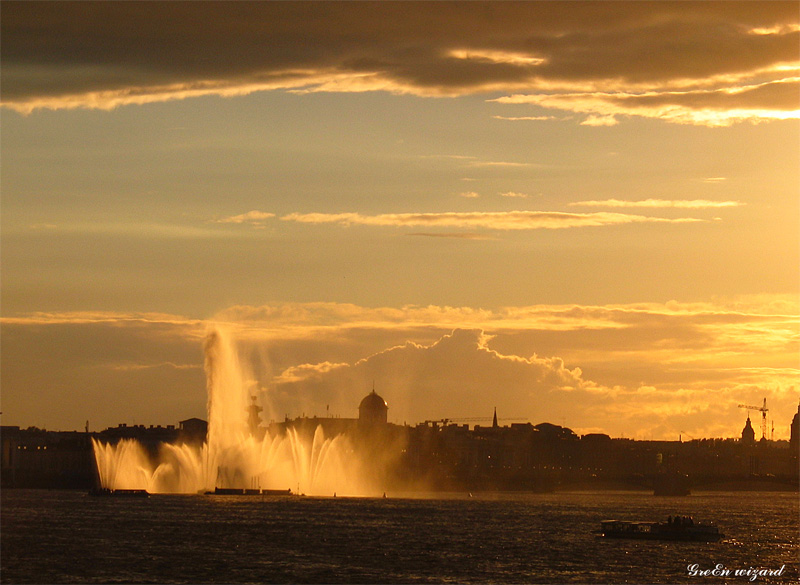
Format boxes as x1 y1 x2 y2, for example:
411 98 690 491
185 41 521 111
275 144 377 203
738 398 769 441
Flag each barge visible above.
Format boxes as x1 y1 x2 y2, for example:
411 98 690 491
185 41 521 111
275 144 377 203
600 517 723 541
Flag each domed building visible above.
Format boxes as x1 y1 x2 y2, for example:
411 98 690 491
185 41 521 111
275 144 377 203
359 388 388 425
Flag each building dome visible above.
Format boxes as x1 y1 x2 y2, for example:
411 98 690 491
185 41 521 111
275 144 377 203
359 389 388 424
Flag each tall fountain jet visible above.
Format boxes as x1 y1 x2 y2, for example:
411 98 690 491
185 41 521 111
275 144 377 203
93 325 370 495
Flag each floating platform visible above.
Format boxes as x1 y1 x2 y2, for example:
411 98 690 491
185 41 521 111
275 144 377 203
88 488 150 498
205 487 293 496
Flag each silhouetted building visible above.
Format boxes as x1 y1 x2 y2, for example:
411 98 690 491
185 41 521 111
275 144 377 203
4 393 799 493
269 387 384 437
359 389 388 425
1 426 95 488
264 388 405 492
97 423 179 457
179 418 208 445
741 416 756 445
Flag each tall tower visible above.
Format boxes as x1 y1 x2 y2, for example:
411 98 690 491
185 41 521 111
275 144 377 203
790 401 799 450
247 395 263 437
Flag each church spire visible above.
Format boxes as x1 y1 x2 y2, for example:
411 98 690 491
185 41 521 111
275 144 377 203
492 407 498 429
741 414 755 445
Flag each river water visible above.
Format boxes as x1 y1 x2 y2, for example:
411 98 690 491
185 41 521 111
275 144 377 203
1 489 796 584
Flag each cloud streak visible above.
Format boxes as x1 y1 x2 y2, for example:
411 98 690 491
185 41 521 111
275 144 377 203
2 2 797 125
493 115 560 122
210 209 712 232
408 232 495 241
491 78 800 126
216 211 277 225
570 199 743 209
279 211 703 230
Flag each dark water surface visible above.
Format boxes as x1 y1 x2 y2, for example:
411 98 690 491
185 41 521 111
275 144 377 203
2 490 797 584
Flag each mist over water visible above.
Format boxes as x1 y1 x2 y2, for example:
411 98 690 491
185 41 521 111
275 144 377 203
93 326 372 495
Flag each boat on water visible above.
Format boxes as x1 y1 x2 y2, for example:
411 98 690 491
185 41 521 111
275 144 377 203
600 517 723 541
88 488 149 498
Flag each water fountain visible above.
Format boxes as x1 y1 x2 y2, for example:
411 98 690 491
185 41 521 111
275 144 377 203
92 326 371 495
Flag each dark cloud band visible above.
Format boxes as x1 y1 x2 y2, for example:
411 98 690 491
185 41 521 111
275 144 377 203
2 1 797 122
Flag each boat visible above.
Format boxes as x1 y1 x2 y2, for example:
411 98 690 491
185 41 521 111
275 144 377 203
600 517 723 541
88 487 150 498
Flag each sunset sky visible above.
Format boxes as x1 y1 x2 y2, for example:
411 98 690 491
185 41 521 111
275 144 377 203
2 2 798 439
